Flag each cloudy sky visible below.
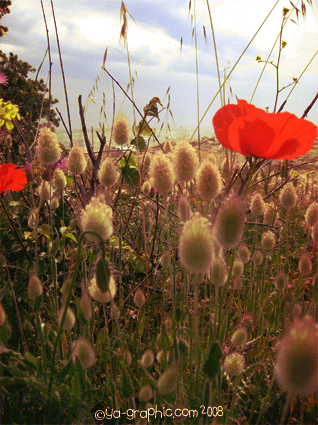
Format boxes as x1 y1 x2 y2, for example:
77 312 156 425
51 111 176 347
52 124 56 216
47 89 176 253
1 0 318 138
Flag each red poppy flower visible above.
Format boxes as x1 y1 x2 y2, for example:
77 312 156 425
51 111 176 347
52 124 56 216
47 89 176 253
212 99 317 160
0 163 27 194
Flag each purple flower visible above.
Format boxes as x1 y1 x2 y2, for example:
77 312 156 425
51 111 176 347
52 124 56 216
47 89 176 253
0 73 8 86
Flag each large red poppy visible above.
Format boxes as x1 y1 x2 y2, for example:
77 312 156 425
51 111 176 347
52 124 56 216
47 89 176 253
0 163 27 194
212 99 317 159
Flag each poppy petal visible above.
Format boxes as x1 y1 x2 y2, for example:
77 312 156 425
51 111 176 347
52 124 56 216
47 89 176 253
213 99 317 160
0 163 27 194
212 100 256 150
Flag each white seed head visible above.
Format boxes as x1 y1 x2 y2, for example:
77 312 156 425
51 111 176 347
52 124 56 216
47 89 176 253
72 337 95 369
79 195 113 243
149 152 175 195
280 182 297 210
173 141 199 183
250 193 265 216
196 160 222 201
36 127 62 166
178 213 213 274
67 144 87 175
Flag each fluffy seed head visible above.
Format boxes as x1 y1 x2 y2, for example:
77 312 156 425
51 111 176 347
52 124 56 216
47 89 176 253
274 317 318 395
134 288 146 308
157 363 178 395
196 160 222 201
178 213 213 274
299 253 312 277
238 243 250 264
250 193 265 216
143 153 151 173
253 250 263 267
232 258 244 277
280 182 297 210
58 306 75 330
141 349 154 368
28 211 37 229
312 222 318 245
0 302 6 326
88 276 116 303
160 251 171 270
79 195 113 242
99 157 120 188
67 144 87 175
178 196 191 222
113 115 130 146
261 231 275 251
139 385 153 402
214 195 245 249
50 196 59 210
163 139 173 153
36 127 62 165
305 202 318 227
224 353 245 377
72 338 95 369
123 350 132 366
149 152 175 195
234 275 243 290
142 181 151 196
275 272 288 291
53 169 67 190
80 293 92 321
231 328 248 347
210 257 228 287
173 141 199 183
37 180 52 201
264 202 277 226
28 272 43 300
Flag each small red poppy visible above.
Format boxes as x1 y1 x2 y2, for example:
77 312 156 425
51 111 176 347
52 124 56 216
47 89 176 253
212 99 317 160
0 163 27 194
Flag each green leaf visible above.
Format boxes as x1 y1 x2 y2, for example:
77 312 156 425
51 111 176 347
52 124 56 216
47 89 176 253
65 232 77 244
51 236 60 256
57 358 73 384
121 366 134 397
33 294 42 313
202 341 223 380
122 165 139 186
71 372 81 402
130 135 147 151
